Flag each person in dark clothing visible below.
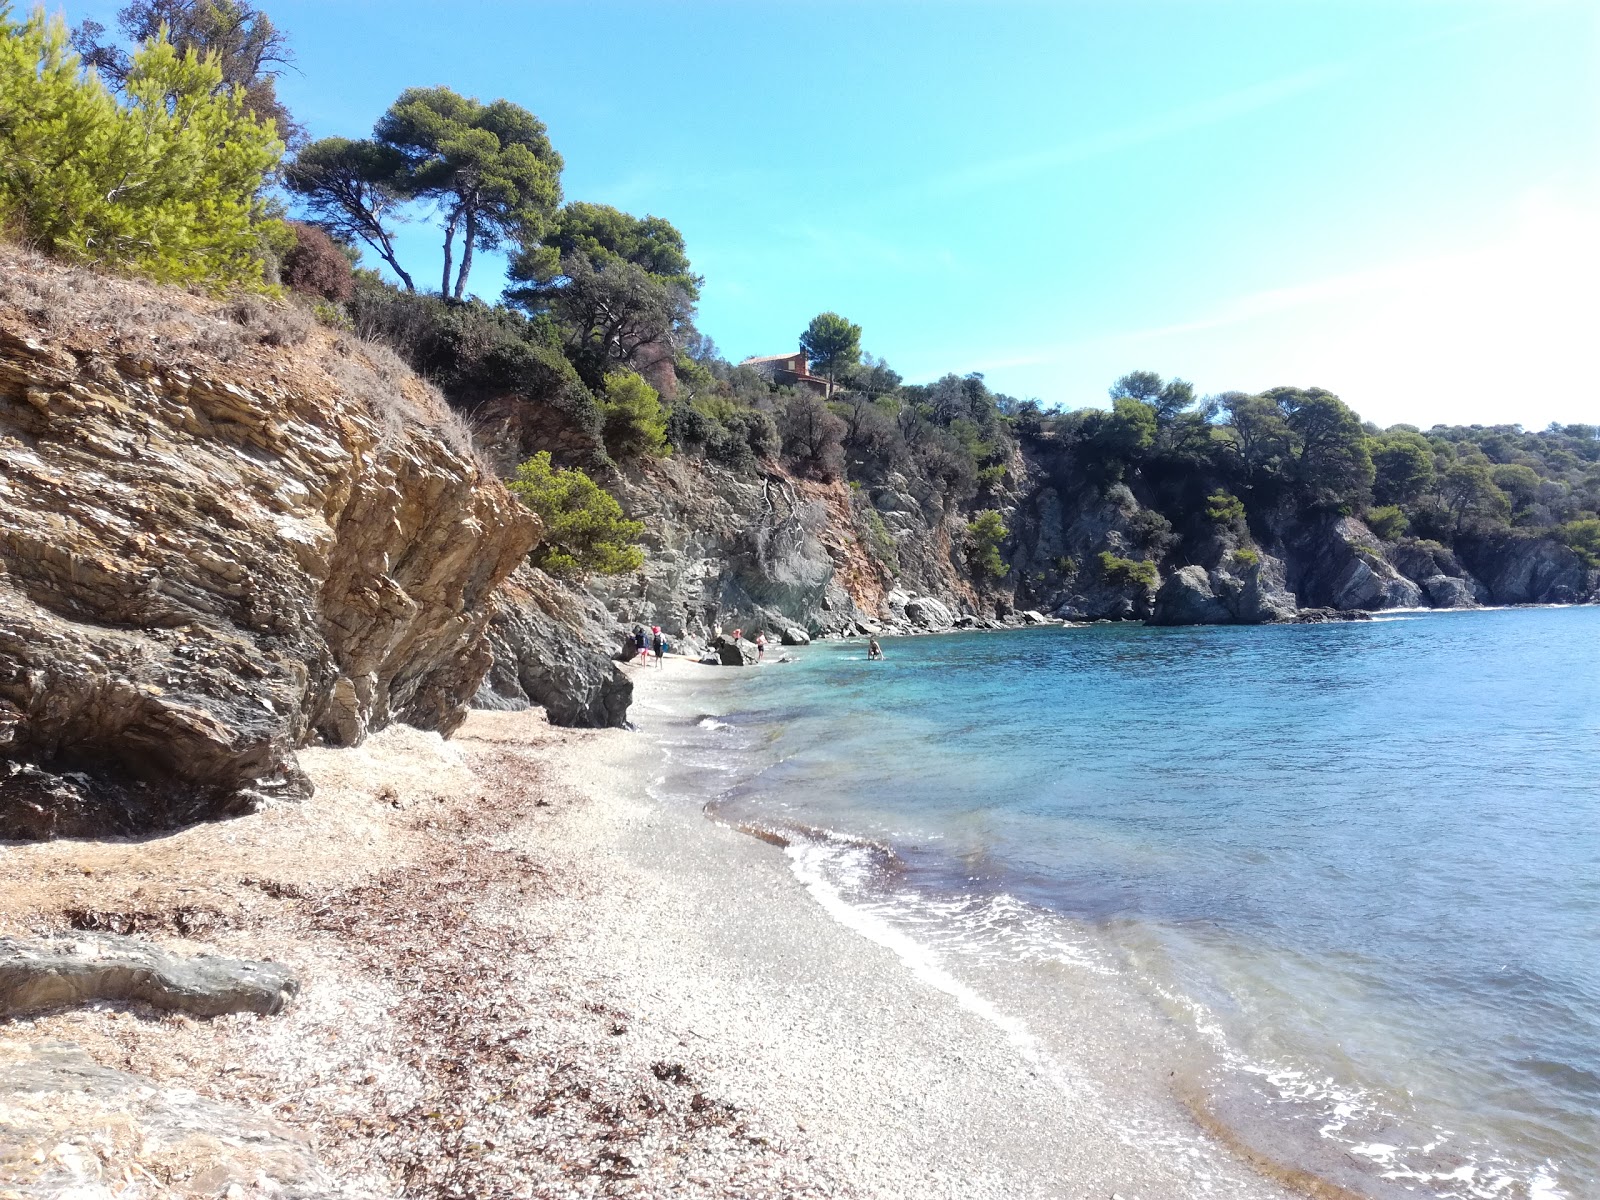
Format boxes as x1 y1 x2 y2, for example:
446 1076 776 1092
651 626 664 666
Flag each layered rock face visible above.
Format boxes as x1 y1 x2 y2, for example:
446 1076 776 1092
0 258 537 838
475 564 632 726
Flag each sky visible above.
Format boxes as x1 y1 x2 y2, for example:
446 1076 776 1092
68 0 1600 428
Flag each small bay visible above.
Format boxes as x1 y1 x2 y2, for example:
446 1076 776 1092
642 607 1600 1199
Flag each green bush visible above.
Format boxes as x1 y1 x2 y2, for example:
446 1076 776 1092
1206 491 1247 527
1098 550 1157 590
507 451 644 578
1230 547 1260 569
600 371 669 459
1557 518 1600 567
0 10 284 289
1365 504 1408 541
1054 555 1078 577
967 510 1009 579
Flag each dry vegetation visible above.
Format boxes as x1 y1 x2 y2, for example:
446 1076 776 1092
0 240 481 463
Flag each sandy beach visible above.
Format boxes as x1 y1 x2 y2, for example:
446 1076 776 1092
1 655 1309 1199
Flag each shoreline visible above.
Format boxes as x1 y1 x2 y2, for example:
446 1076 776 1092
2 658 1307 1199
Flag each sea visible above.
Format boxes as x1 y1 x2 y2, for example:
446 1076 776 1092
634 606 1600 1200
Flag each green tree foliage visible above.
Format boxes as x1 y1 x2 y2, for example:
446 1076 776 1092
1205 491 1247 530
1491 463 1542 518
1364 504 1408 541
1097 550 1157 590
799 311 862 395
284 137 415 289
1266 386 1373 507
506 204 697 391
507 452 644 578
1370 430 1436 505
966 510 1008 579
0 9 284 288
1557 518 1600 567
1438 461 1510 532
375 86 563 299
600 371 669 459
70 0 300 143
1080 397 1157 480
508 201 700 302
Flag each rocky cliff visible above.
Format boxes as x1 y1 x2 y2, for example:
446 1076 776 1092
580 435 1595 642
0 251 537 839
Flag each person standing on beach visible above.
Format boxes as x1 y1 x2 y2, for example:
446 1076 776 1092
755 632 767 661
651 625 664 666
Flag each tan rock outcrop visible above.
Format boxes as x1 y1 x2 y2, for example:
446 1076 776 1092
0 250 538 838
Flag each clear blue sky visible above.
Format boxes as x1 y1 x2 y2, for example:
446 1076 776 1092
68 0 1600 428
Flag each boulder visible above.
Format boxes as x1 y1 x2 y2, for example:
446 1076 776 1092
1419 574 1480 609
712 635 758 666
474 564 632 728
1020 610 1048 625
0 935 298 1019
903 596 955 630
780 626 811 646
1149 566 1232 625
1 1040 333 1197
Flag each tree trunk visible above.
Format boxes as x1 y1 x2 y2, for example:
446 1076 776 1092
440 210 459 297
379 236 415 292
454 208 477 300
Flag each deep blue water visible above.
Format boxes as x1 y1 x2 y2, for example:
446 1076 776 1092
645 607 1600 1199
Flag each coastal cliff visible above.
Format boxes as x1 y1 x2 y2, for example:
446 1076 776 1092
0 250 537 838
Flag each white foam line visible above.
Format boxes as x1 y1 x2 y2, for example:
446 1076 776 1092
785 840 1086 1096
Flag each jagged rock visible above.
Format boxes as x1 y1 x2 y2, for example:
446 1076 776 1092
0 935 297 1019
475 564 631 727
780 626 811 646
903 596 956 630
1456 533 1598 604
712 634 758 666
1293 608 1374 623
0 1040 333 1197
0 272 537 840
1150 566 1232 625
1019 610 1047 625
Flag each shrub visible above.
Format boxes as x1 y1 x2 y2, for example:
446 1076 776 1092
1230 547 1260 569
1054 555 1078 577
1098 550 1157 590
1365 504 1408 541
779 392 847 480
966 510 1009 579
1557 518 1600 567
976 463 1007 490
1128 507 1178 554
1206 491 1247 528
601 371 669 459
507 452 644 578
0 11 284 289
859 504 899 575
281 221 353 301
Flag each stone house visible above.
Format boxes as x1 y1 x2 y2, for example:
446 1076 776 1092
739 352 830 396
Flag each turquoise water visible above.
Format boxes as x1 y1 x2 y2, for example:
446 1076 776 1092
642 607 1600 1198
